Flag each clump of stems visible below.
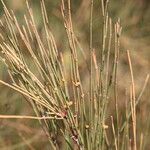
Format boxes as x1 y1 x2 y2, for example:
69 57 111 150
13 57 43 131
0 0 149 149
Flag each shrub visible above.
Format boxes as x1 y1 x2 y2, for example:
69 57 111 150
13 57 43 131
0 0 149 149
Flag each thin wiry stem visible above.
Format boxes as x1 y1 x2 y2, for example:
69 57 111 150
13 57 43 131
127 50 137 150
0 115 63 120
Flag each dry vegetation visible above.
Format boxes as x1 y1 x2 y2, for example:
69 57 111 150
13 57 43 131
0 0 149 150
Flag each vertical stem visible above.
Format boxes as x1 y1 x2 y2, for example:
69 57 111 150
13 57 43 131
111 116 118 150
127 50 137 150
89 0 93 149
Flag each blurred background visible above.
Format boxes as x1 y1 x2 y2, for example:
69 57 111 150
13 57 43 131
0 0 149 149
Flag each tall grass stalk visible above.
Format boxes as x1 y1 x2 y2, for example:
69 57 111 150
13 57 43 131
0 0 149 149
